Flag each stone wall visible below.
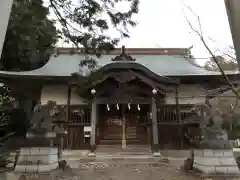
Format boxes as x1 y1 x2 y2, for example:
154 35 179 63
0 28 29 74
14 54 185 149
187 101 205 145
193 149 240 175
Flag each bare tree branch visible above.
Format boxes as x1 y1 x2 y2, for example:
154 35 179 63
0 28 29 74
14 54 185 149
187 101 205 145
181 2 240 99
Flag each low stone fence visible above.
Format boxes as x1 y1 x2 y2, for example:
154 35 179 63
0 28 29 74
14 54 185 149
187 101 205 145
193 149 240 175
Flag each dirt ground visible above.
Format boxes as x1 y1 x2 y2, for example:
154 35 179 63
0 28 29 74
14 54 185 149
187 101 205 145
55 160 202 180
0 159 237 180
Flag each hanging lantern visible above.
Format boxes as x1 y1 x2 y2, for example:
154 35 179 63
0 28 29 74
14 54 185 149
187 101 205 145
128 103 131 110
107 104 110 111
137 104 140 111
116 103 119 110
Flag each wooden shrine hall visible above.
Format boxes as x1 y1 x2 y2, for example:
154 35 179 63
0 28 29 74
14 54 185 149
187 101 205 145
0 46 239 153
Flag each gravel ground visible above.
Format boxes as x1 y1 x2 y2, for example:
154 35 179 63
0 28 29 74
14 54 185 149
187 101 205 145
1 160 238 180
55 160 201 180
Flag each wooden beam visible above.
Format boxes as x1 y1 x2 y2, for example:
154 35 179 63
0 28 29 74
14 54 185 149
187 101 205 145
129 70 169 93
95 97 151 104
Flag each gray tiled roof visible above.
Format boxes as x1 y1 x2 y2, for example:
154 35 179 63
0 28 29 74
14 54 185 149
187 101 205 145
0 54 238 77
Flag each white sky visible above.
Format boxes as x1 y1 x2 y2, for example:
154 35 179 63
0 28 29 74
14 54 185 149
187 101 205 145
53 0 234 65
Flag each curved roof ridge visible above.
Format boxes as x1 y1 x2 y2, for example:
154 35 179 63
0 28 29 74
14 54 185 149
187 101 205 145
0 53 239 78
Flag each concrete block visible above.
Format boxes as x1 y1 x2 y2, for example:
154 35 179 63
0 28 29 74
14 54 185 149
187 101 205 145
213 150 224 157
14 165 26 173
215 166 228 174
48 154 58 163
24 154 58 164
25 164 39 173
193 157 202 165
30 147 40 155
5 172 56 180
17 155 28 163
195 164 216 174
201 157 220 166
39 147 51 154
203 149 214 157
35 147 58 155
38 163 58 172
219 157 237 166
227 166 240 174
19 148 30 155
193 149 240 176
49 148 58 154
49 163 58 171
224 150 234 157
26 155 45 164
40 147 58 154
38 165 50 172
5 172 21 180
194 150 203 157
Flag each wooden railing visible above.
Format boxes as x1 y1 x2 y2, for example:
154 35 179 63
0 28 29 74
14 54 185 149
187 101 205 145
67 104 200 125
156 105 200 124
69 106 91 125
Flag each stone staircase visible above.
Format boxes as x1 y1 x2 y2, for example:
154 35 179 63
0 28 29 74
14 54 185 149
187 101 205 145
99 125 122 145
126 126 148 145
99 125 148 145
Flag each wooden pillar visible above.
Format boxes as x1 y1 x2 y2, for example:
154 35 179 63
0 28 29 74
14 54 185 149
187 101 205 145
122 104 126 149
90 98 97 152
67 85 71 121
66 85 71 149
175 86 181 122
151 97 159 151
175 85 183 148
200 105 205 137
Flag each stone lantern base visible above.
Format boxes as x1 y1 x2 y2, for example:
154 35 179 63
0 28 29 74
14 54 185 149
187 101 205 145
193 149 240 175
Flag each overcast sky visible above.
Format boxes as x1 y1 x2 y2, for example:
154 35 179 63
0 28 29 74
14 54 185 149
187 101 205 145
53 0 233 65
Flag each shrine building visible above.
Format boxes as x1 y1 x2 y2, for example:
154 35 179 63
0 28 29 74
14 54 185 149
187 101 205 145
0 46 238 153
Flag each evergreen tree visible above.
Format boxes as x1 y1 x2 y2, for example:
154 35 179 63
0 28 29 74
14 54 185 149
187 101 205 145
1 0 58 71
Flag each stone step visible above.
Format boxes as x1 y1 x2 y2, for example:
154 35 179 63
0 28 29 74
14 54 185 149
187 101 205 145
99 139 122 145
99 139 147 145
102 134 122 137
102 135 147 140
64 155 166 168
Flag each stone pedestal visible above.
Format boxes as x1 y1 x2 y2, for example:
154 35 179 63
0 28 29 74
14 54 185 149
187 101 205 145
13 130 60 174
6 171 58 180
14 147 59 173
193 149 240 175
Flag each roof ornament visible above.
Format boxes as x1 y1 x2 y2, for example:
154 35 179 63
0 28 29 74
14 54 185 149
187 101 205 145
111 45 136 61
